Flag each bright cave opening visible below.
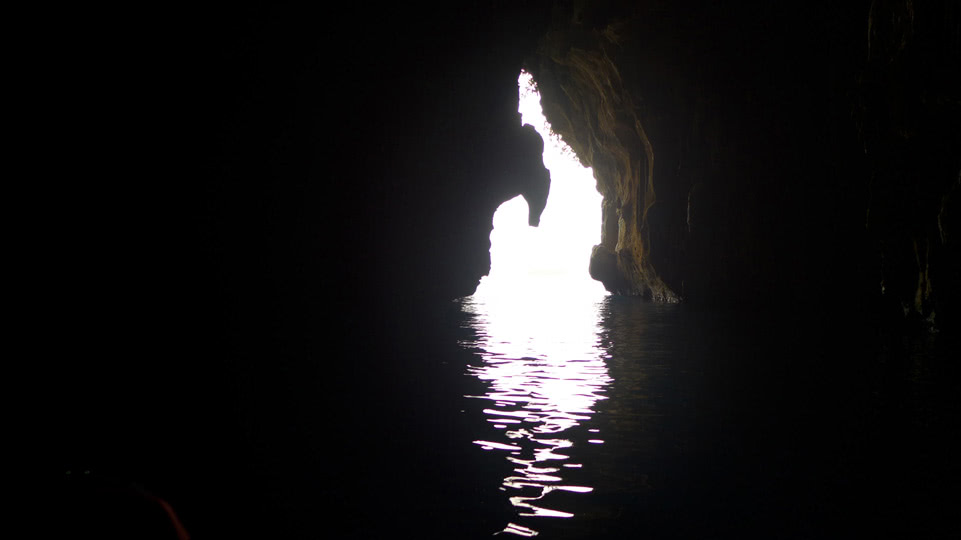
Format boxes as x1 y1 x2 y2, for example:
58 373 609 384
474 71 606 302
460 72 612 537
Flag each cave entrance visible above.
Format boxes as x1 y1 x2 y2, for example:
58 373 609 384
461 73 609 537
474 71 606 302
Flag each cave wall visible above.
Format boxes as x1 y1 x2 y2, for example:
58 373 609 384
57 5 557 536
528 0 960 328
118 0 958 334
53 2 961 535
182 3 556 317
59 2 960 413
65 2 959 439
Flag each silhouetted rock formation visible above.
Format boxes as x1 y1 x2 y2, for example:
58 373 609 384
515 123 552 227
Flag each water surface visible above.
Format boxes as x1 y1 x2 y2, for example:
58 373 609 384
459 280 611 535
448 284 959 539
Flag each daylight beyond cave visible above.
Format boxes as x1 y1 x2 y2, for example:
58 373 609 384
477 72 606 302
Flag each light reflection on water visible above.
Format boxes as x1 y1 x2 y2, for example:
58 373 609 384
459 279 611 536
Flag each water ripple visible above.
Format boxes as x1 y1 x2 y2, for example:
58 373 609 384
459 288 611 536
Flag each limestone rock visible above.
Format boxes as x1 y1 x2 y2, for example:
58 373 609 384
523 0 959 326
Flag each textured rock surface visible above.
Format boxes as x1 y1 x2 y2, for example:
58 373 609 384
531 12 674 300
527 0 960 328
859 0 961 329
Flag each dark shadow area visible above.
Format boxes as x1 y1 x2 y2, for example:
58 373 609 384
45 2 959 538
583 299 961 539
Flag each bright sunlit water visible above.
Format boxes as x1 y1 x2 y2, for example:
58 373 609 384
452 293 954 539
459 290 611 536
458 72 610 536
